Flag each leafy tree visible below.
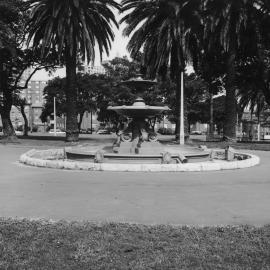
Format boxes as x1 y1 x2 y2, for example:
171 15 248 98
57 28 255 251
0 0 57 140
40 77 66 125
0 0 25 139
121 0 201 142
27 0 119 142
41 57 143 131
1 48 58 138
157 73 209 132
42 57 211 134
102 56 141 81
41 74 98 132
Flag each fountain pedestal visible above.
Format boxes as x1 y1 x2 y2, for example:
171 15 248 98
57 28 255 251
108 98 169 154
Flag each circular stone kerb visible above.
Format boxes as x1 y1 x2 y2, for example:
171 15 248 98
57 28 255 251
19 148 260 172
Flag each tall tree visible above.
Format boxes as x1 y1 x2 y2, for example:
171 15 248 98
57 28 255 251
194 43 226 138
121 0 201 142
26 0 119 141
0 47 57 139
0 0 25 140
203 0 260 140
0 1 56 140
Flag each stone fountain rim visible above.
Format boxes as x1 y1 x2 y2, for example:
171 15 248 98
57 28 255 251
19 148 260 172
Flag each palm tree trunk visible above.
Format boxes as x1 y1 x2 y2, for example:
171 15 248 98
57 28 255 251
65 52 79 142
175 72 181 142
224 51 237 141
209 91 214 139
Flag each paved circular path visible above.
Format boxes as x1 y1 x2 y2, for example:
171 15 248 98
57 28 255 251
1 143 270 226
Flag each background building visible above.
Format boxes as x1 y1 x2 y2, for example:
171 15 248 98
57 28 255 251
82 65 107 75
8 68 47 131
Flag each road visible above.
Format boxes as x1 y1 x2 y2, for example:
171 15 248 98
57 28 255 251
0 143 270 226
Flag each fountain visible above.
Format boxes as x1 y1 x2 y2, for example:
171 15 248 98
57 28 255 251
107 97 169 154
19 76 260 171
64 75 210 164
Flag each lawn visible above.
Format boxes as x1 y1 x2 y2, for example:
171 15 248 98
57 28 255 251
0 219 270 269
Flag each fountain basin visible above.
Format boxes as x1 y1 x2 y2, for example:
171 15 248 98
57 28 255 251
64 142 210 164
19 147 260 172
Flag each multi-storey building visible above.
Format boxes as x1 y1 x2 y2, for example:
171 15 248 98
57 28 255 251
9 71 47 131
83 65 107 75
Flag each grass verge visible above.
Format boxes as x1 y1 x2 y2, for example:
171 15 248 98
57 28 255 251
0 219 270 269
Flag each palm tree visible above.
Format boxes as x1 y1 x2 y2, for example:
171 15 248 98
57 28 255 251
203 0 260 140
254 0 270 106
27 0 119 141
121 0 201 143
194 40 226 139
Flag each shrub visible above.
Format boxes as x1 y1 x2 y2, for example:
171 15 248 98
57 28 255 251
32 125 38 132
158 127 174 135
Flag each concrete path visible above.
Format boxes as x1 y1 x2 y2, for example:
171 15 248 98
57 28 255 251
0 143 270 226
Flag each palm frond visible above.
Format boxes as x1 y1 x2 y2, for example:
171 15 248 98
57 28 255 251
26 0 120 63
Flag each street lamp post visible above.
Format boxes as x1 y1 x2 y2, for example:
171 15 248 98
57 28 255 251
90 110 93 134
29 100 33 133
54 96 56 136
180 71 185 145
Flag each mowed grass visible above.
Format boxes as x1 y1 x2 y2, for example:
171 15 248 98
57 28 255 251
0 219 270 269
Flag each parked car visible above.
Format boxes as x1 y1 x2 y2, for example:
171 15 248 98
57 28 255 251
190 130 203 135
96 128 111 134
87 128 96 133
49 129 65 135
264 132 270 140
15 130 23 135
80 129 87 134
